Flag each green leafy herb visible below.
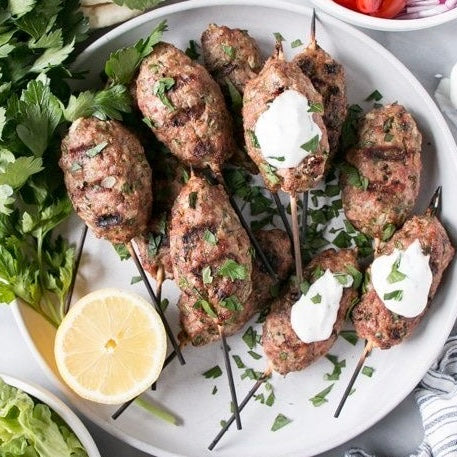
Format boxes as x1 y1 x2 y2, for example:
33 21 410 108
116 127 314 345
265 391 275 407
221 44 236 59
212 385 218 395
104 19 167 85
248 350 262 360
189 191 198 209
312 265 325 280
160 298 169 312
113 243 131 260
147 233 163 258
309 384 334 407
259 163 280 186
340 162 369 190
365 90 383 102
225 78 242 112
301 134 319 153
203 365 222 379
267 156 285 162
271 413 292 431
384 133 394 142
345 265 363 289
311 293 322 304
185 39 200 60
111 0 164 10
220 295 243 311
232 355 246 369
143 117 154 129
334 273 351 286
362 366 375 377
333 231 352 249
308 102 324 114
383 290 403 301
217 259 248 281
340 330 358 346
387 256 407 284
300 279 311 295
248 129 260 148
130 275 142 285
203 229 218 246
291 38 303 48
383 116 394 132
273 32 285 42
85 141 108 158
202 266 213 284
382 223 396 241
324 355 346 381
242 326 257 350
194 299 217 318
153 77 176 111
241 368 264 381
340 104 363 151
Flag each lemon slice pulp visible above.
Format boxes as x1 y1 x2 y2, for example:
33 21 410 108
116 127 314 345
55 288 167 404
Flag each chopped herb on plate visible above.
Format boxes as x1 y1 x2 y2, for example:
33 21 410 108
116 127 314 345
271 413 292 431
203 365 222 379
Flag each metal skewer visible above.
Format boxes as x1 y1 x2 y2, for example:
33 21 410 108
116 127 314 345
334 186 443 417
290 193 304 284
272 192 294 246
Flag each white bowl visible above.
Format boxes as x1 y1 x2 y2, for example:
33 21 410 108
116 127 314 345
312 0 457 31
0 373 101 457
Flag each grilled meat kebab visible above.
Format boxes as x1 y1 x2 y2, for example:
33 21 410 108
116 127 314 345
262 248 359 375
341 104 422 240
60 117 152 243
243 45 329 194
179 228 293 346
352 214 454 349
136 42 235 171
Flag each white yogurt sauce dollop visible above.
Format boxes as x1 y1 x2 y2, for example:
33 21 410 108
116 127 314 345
255 89 322 169
290 269 345 344
371 239 432 318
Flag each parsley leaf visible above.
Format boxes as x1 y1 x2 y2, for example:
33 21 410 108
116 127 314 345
188 191 197 209
85 142 108 158
340 162 369 191
311 293 322 304
301 134 319 153
365 90 383 102
111 0 164 10
309 384 334 407
242 326 257 350
202 266 213 284
194 298 217 318
203 229 218 246
259 163 280 186
382 223 396 241
203 365 222 379
153 77 176 111
271 413 292 431
308 102 324 114
113 243 131 260
362 366 375 377
217 259 247 281
291 38 303 48
324 355 346 381
387 255 407 284
185 39 200 60
220 295 243 311
221 44 236 59
340 330 358 346
383 290 403 301
232 355 245 369
273 32 285 42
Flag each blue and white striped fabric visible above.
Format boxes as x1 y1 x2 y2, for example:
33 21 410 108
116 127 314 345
345 336 457 457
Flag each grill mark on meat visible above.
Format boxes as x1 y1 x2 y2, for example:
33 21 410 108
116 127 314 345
193 140 213 158
168 104 206 128
363 145 407 161
96 213 122 228
181 223 217 253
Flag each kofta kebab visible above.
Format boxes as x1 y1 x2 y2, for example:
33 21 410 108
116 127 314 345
59 11 454 446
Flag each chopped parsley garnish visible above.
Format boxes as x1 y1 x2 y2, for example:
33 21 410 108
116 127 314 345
220 295 243 311
309 384 334 407
273 32 285 42
383 290 403 301
203 365 222 379
291 38 303 48
242 326 258 350
160 298 169 312
202 266 213 284
340 330 358 346
130 276 142 285
232 355 246 369
271 414 292 432
70 162 82 172
241 368 263 380
85 141 108 158
346 296 360 320
365 90 383 102
383 116 394 132
300 279 311 295
142 117 154 129
311 293 322 304
194 299 217 318
221 44 236 59
147 233 163 258
217 259 247 281
203 229 218 246
212 385 218 395
325 184 340 197
334 273 351 286
267 156 285 162
265 391 275 407
259 163 280 186
153 77 176 111
324 355 346 381
345 265 363 289
248 129 260 148
387 256 407 284
185 40 200 60
362 366 375 377
308 102 324 114
225 78 242 111
248 350 262 360
340 104 363 151
384 133 394 142
113 243 131 260
382 223 396 241
340 162 369 190
333 231 352 249
188 191 198 209
181 169 190 184
344 220 357 234
301 134 319 153
312 265 325 280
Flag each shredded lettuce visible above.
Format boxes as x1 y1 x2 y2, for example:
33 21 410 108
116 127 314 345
0 378 88 457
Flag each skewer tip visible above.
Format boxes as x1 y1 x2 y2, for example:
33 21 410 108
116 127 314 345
310 8 317 49
427 186 442 217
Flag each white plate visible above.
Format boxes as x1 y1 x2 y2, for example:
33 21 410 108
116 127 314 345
0 373 101 457
12 1 457 456
312 0 457 31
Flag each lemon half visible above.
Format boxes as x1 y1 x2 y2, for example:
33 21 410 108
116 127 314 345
55 288 167 404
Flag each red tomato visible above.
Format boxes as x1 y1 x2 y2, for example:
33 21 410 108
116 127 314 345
370 0 406 17
356 0 383 13
334 0 358 10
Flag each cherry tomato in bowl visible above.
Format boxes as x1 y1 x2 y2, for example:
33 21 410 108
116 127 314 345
371 0 406 17
356 0 382 13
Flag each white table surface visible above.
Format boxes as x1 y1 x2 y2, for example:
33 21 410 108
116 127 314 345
1 1 456 456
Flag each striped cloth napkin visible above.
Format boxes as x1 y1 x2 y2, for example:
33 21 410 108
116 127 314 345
345 335 457 457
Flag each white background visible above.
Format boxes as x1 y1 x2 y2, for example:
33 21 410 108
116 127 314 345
1 1 456 456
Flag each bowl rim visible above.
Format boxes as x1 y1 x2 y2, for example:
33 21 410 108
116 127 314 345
311 0 457 31
0 373 101 457
13 0 457 456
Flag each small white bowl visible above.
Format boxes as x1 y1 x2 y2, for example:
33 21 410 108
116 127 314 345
0 373 101 457
312 0 457 30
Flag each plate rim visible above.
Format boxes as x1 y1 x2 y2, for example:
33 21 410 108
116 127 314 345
14 1 457 456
